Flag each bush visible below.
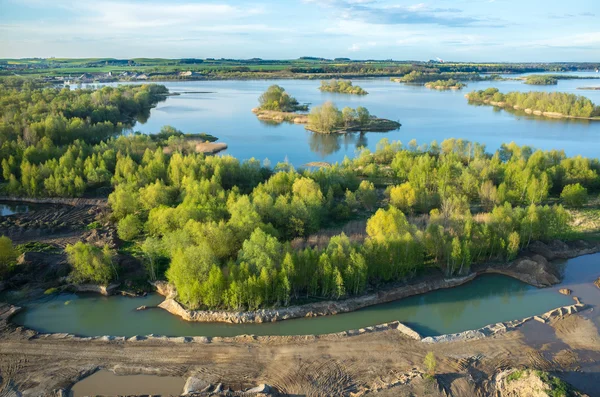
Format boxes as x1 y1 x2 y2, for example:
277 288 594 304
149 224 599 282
560 183 588 207
117 214 143 241
65 242 116 285
0 236 17 280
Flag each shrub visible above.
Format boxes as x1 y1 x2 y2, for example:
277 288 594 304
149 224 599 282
560 183 588 207
65 242 116 285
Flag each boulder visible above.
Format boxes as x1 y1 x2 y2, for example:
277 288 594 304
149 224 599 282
152 280 177 299
183 376 210 394
511 256 560 287
247 384 274 394
559 288 572 295
527 241 556 260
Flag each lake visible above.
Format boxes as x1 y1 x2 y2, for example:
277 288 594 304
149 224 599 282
113 75 600 166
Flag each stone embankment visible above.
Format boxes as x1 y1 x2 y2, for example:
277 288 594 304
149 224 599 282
157 274 477 324
421 296 587 343
157 240 599 324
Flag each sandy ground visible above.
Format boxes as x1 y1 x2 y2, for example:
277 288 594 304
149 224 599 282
1 310 599 396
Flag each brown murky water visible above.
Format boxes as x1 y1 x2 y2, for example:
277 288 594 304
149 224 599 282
70 370 185 397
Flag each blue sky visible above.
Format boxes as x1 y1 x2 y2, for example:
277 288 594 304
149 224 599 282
0 0 598 61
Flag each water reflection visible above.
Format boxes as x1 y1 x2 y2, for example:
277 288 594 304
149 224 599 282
309 132 369 157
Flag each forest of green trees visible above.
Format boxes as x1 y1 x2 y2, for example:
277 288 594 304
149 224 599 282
524 75 558 85
468 88 600 118
1 79 599 311
319 80 368 95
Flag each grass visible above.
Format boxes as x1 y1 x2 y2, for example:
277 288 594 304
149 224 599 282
507 369 524 382
16 242 58 254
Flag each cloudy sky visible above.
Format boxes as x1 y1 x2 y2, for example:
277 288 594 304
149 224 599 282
0 0 598 61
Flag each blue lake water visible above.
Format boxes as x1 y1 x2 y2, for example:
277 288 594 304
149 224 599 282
113 76 600 166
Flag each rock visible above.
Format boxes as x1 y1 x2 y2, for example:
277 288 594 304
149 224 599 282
152 280 177 299
527 241 557 260
559 288 572 295
396 322 422 340
595 277 600 289
510 256 560 287
136 305 148 311
72 283 120 296
213 383 223 393
247 384 273 394
183 376 210 394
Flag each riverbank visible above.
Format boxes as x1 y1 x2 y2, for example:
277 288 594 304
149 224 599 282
465 94 600 121
1 291 598 396
155 239 599 324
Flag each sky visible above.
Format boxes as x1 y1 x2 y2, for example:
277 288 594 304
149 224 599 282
0 0 598 61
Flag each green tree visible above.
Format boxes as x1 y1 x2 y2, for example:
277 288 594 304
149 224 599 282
307 101 343 133
0 236 17 280
389 182 417 212
117 214 142 241
424 352 437 377
166 243 217 309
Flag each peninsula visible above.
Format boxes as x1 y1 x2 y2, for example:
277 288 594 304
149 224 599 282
466 88 600 120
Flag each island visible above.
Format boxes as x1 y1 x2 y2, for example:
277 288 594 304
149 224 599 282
578 86 600 90
305 102 400 133
253 86 399 133
523 75 558 85
466 88 600 120
424 79 466 90
391 70 500 84
319 79 368 95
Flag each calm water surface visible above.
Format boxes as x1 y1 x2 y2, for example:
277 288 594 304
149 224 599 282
0 201 36 216
15 265 592 338
109 76 600 166
70 370 185 397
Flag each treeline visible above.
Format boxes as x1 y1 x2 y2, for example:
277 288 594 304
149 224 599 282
393 71 500 84
524 75 558 85
0 79 168 146
319 80 368 95
468 88 600 118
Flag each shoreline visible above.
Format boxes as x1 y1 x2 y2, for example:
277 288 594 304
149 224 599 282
466 95 600 121
155 239 600 324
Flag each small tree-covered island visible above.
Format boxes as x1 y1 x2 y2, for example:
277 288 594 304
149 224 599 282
252 85 400 133
424 79 466 90
467 88 600 120
319 79 368 95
